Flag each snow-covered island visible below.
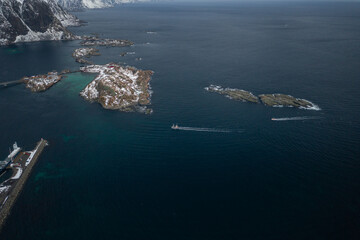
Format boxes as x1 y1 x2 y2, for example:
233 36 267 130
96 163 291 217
205 85 320 110
22 72 63 92
80 64 153 113
81 36 133 47
72 47 100 64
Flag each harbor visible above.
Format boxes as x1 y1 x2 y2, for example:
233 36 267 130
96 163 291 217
0 139 48 233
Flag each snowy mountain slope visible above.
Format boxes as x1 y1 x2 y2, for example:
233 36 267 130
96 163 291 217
0 0 80 45
56 0 152 11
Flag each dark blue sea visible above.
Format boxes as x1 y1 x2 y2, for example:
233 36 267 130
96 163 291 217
1 2 360 239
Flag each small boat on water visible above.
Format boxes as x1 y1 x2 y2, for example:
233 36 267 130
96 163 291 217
171 124 179 130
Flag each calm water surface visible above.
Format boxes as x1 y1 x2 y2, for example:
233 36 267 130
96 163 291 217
0 2 360 239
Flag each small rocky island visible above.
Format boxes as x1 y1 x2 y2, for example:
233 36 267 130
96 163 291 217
205 85 259 103
259 94 317 109
72 48 100 64
80 36 133 47
80 64 153 114
22 72 63 92
205 85 320 110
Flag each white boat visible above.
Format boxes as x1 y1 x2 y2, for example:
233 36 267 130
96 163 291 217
171 124 179 130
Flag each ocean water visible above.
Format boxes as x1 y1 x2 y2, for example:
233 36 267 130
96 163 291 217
1 2 360 239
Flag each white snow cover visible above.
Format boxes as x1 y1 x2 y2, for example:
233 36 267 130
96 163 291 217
80 64 152 110
10 168 23 180
0 186 10 194
82 0 109 8
0 0 79 45
24 72 62 92
15 28 64 43
56 0 152 10
73 48 98 58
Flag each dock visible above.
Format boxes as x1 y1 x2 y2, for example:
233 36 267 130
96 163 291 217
0 139 48 233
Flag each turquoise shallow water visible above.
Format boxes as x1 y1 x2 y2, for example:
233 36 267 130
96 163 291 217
1 2 360 239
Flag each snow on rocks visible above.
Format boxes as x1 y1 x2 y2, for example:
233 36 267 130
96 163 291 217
80 63 153 113
0 0 79 45
23 71 63 92
72 48 100 64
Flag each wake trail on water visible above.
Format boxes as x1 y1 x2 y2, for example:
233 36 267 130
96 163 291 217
175 127 242 133
271 116 322 121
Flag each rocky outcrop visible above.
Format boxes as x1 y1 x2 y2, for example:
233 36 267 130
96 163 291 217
23 71 63 92
72 47 100 64
81 35 133 47
259 94 318 110
205 85 320 110
0 0 80 45
205 85 259 103
80 64 153 114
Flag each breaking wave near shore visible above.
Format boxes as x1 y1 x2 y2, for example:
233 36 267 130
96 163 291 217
271 116 322 121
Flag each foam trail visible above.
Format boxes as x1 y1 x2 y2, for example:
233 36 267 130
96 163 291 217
174 126 238 133
271 116 322 121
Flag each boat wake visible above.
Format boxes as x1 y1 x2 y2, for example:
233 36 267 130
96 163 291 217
173 126 242 133
271 116 322 121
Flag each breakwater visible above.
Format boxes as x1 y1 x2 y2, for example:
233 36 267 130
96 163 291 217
0 139 48 233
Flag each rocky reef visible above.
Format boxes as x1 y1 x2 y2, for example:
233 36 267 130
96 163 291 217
205 85 320 110
80 64 153 113
259 94 319 110
23 72 63 92
80 36 133 47
205 85 259 103
72 48 100 64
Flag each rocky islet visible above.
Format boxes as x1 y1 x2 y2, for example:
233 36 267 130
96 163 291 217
205 85 320 110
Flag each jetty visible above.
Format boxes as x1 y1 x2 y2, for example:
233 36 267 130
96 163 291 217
0 79 24 87
0 139 48 233
0 70 80 89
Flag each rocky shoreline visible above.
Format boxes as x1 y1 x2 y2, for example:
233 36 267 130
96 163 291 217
22 72 64 92
205 85 320 110
205 85 259 103
72 47 100 64
259 94 318 109
80 35 134 47
19 44 154 114
80 64 153 114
